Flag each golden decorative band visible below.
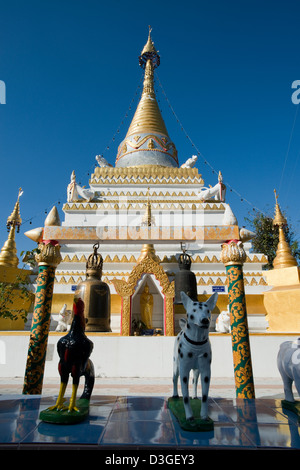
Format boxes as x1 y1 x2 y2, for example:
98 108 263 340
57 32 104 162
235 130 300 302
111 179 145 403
44 225 240 242
91 165 201 179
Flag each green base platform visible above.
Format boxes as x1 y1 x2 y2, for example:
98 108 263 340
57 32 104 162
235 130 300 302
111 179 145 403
39 398 90 424
168 397 214 432
281 399 300 420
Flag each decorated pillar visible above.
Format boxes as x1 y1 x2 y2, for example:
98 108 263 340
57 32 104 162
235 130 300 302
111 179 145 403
23 207 62 394
220 240 255 398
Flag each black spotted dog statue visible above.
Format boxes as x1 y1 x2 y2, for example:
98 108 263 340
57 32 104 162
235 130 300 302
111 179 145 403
172 291 218 422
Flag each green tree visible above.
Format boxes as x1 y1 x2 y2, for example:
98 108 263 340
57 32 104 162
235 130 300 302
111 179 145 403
244 209 300 270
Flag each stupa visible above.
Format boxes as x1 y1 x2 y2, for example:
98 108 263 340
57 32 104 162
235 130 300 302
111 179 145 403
41 30 269 334
264 191 300 331
0 188 33 330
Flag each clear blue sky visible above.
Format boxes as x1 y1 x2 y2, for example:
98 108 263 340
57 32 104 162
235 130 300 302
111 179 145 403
1 0 300 261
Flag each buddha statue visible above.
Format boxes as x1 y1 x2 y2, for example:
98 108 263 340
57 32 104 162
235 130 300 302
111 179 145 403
140 284 153 329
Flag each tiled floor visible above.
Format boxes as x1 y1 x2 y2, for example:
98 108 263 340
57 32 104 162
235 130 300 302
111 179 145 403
0 376 287 398
0 393 299 450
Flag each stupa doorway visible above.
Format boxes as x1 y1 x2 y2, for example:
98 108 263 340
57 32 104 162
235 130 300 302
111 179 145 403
112 254 175 336
131 274 164 335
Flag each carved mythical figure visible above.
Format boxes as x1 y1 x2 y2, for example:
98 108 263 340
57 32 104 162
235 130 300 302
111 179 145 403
140 284 153 329
180 155 197 168
67 171 76 202
215 307 231 333
55 304 72 332
95 155 112 167
67 171 95 202
198 171 226 202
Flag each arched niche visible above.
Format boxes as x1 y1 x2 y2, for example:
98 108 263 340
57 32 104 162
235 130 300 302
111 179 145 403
131 274 164 334
112 254 175 336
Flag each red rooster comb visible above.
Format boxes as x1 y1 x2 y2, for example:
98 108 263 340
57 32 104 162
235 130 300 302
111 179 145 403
73 297 85 315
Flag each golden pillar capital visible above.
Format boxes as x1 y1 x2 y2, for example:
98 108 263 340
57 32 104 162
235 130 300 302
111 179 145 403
35 241 62 268
220 240 246 267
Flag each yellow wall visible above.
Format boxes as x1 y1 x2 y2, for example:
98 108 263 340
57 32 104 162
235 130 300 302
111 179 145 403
264 285 300 332
0 265 33 330
52 293 122 315
52 292 267 316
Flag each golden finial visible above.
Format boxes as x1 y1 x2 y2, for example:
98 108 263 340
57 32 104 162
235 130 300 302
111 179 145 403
142 188 154 226
6 187 22 232
44 206 61 227
116 29 178 168
273 189 287 227
139 26 160 68
138 188 159 263
0 188 23 268
25 205 61 243
137 243 160 263
126 30 168 138
271 189 297 269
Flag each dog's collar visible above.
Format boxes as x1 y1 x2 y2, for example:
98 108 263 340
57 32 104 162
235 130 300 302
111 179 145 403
184 333 208 346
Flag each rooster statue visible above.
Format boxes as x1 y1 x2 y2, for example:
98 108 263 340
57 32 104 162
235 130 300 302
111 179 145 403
40 297 95 423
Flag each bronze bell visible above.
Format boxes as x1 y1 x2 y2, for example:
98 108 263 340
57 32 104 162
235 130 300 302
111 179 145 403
174 251 198 304
74 243 111 332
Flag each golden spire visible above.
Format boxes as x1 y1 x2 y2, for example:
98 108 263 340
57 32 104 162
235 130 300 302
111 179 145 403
137 243 160 263
140 26 158 56
272 189 297 269
138 189 160 263
0 188 23 268
125 32 168 138
141 188 155 226
7 187 22 229
115 29 178 168
273 189 287 227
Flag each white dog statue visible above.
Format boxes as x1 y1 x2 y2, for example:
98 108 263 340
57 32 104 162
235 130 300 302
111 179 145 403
172 291 218 422
215 307 231 333
277 339 300 402
55 304 73 332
